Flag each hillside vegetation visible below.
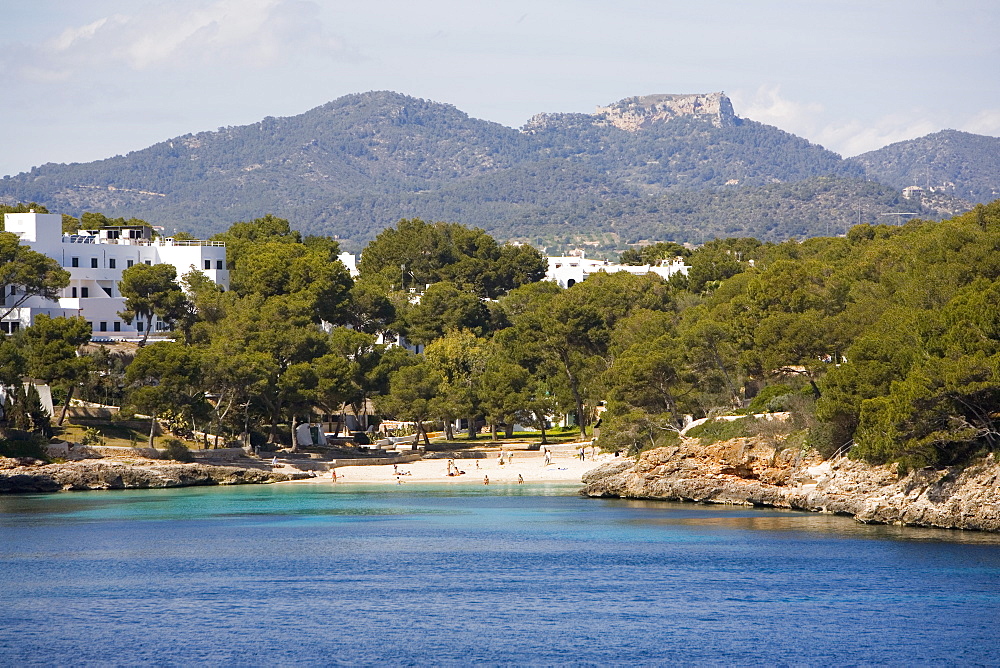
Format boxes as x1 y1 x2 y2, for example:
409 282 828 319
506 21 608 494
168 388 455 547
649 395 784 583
850 130 1000 205
0 91 981 251
5 202 1000 473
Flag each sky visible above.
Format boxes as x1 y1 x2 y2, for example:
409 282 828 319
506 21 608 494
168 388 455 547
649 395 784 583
1 0 998 177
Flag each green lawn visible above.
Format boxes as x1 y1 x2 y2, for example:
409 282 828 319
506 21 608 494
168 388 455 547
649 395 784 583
54 421 198 450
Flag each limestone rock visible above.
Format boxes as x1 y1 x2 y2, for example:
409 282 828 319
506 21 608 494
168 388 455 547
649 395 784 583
522 92 736 134
582 438 1000 532
595 93 737 131
0 458 306 494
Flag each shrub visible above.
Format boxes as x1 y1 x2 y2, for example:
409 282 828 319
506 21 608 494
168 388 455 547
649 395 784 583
162 438 193 462
0 433 49 460
80 427 103 445
686 417 755 443
746 384 793 414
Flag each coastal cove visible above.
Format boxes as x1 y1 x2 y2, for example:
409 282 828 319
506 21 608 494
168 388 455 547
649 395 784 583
2 483 1000 665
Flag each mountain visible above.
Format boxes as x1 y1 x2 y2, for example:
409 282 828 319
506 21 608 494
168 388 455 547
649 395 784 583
0 91 979 250
849 130 1000 204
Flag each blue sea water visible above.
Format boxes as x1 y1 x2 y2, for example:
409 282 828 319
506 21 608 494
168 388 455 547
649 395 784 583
1 482 1000 666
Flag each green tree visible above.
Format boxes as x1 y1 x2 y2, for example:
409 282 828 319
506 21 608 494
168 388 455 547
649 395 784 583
377 362 444 447
478 349 532 440
210 214 302 270
425 329 490 439
21 315 93 425
62 215 80 235
0 232 71 322
325 328 396 433
346 276 397 335
621 242 690 265
311 351 354 435
359 218 544 298
685 237 761 293
200 293 329 445
0 203 49 222
280 361 319 452
118 264 191 345
125 342 207 447
502 272 675 437
0 336 27 438
403 281 491 345
852 278 1000 468
229 241 353 324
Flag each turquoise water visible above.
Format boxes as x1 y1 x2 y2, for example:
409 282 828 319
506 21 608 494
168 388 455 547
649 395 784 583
2 482 1000 666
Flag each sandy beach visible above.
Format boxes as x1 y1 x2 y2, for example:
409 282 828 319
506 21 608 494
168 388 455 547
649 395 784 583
297 442 617 486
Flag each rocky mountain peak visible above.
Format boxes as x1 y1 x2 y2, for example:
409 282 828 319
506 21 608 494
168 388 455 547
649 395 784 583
595 92 736 131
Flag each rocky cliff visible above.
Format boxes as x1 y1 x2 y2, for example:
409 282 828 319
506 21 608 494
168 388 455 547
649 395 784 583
523 92 737 133
0 457 308 493
595 93 737 130
582 437 1000 532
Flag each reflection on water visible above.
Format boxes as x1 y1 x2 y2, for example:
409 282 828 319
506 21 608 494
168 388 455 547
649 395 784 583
611 498 1000 545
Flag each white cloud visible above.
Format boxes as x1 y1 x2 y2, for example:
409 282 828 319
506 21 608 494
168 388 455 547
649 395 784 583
812 117 940 157
51 16 121 51
5 0 351 82
730 85 824 137
962 109 1000 137
730 85 982 157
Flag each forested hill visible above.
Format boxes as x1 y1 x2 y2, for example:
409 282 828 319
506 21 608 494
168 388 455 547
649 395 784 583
0 91 982 250
849 130 1000 205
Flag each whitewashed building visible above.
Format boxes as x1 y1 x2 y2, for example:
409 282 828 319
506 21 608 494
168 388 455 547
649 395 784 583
337 251 359 277
2 211 229 339
545 250 689 288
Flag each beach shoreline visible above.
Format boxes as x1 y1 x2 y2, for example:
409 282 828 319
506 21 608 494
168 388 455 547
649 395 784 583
286 442 615 487
0 440 617 494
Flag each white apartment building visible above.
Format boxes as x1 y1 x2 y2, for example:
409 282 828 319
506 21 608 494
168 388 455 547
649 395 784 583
2 212 229 339
545 250 689 288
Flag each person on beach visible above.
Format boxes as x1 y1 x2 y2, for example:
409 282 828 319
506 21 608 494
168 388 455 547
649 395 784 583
518 474 523 484
483 475 489 485
331 469 337 482
544 450 551 466
271 456 278 467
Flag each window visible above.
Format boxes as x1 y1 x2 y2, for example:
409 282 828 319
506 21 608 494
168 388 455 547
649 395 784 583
71 257 79 267
137 322 144 332
81 287 89 298
216 260 223 270
127 260 134 268
113 321 121 332
204 260 211 270
71 287 77 298
91 258 98 268
9 286 15 295
99 322 107 332
109 258 116 269
144 260 151 266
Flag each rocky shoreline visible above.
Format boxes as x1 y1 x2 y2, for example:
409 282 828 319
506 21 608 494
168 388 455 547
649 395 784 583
0 457 310 493
581 437 1000 532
